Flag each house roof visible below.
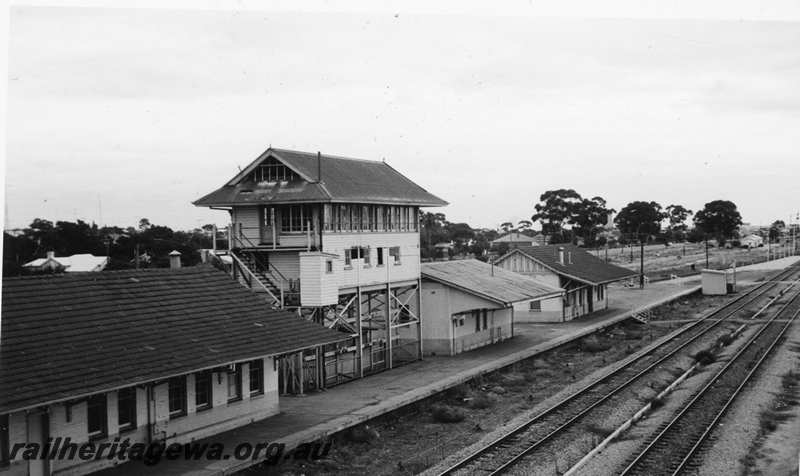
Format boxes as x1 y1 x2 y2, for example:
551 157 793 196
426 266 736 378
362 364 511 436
22 254 109 272
491 232 538 244
421 259 563 306
499 244 637 285
0 265 350 413
193 147 448 207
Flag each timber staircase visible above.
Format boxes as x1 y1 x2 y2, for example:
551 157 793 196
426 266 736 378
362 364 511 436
631 308 654 324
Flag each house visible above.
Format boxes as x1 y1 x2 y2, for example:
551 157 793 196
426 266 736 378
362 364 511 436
494 244 637 321
490 232 540 248
194 147 448 379
0 265 349 476
420 260 563 355
740 234 764 248
22 252 109 273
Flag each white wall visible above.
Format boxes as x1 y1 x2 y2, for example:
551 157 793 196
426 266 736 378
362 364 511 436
322 231 420 290
513 295 564 323
5 358 279 476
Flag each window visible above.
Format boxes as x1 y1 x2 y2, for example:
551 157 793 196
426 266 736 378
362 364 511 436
251 158 297 183
377 247 384 266
326 259 333 273
1 414 9 468
323 204 333 232
249 359 264 396
362 247 371 266
87 394 107 439
168 376 187 418
117 387 137 431
340 205 351 231
195 371 213 412
227 365 242 402
352 205 362 231
281 205 310 233
362 205 371 231
579 289 584 307
529 300 542 312
389 246 401 265
345 249 352 267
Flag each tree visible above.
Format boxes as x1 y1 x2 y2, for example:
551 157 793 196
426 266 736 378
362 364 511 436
769 220 786 242
693 200 743 244
500 222 514 233
531 189 582 244
420 212 449 259
614 201 665 242
571 196 615 246
517 220 532 234
665 204 693 241
138 218 151 231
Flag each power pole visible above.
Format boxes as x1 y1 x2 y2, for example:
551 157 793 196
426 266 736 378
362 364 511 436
639 236 645 288
705 236 709 269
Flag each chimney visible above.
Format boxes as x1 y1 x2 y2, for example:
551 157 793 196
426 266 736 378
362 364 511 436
169 250 182 269
46 251 55 260
558 246 565 265
568 251 572 264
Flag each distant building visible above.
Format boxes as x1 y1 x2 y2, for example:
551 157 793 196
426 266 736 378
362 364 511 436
420 259 563 355
22 252 109 273
0 265 348 475
490 232 541 248
740 234 764 248
494 244 637 321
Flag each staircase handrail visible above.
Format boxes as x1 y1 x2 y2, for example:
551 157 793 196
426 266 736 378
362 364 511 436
232 230 294 291
227 251 282 306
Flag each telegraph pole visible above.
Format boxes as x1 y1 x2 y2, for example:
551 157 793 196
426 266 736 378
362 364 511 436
705 235 710 269
639 235 645 288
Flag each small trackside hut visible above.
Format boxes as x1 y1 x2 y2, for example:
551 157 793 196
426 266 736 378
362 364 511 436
494 244 637 322
194 147 448 380
0 266 350 476
420 260 564 355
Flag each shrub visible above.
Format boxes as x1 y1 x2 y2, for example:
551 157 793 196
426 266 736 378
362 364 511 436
469 393 494 409
581 336 612 353
431 404 466 423
693 349 716 365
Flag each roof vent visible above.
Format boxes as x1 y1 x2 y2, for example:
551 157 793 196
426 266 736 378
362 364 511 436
558 247 565 265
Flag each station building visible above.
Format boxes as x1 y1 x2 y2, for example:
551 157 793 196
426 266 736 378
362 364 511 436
494 244 637 322
420 259 563 355
0 266 349 476
194 147 448 387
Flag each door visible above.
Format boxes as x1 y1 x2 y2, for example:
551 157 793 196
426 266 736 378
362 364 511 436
260 207 278 245
588 287 594 313
27 411 48 476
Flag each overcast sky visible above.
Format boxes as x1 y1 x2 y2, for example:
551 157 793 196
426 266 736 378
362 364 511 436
4 1 800 231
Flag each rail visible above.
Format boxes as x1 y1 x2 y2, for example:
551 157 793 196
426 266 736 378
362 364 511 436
620 287 800 476
436 263 800 476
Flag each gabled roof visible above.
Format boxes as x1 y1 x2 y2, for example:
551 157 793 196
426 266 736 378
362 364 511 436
193 147 448 207
421 259 563 306
23 254 109 272
498 244 637 285
0 265 350 413
491 232 539 244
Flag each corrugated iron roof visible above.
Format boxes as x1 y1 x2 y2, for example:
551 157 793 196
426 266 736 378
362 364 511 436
0 265 350 413
23 254 109 272
193 147 448 207
421 259 563 306
501 244 638 285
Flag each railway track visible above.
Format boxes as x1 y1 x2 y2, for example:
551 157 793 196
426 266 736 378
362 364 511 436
437 264 800 476
619 286 800 476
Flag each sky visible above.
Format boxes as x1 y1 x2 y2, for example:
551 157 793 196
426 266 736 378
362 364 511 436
3 1 800 231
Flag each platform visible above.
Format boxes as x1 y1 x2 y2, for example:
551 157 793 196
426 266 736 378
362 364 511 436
99 256 799 476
